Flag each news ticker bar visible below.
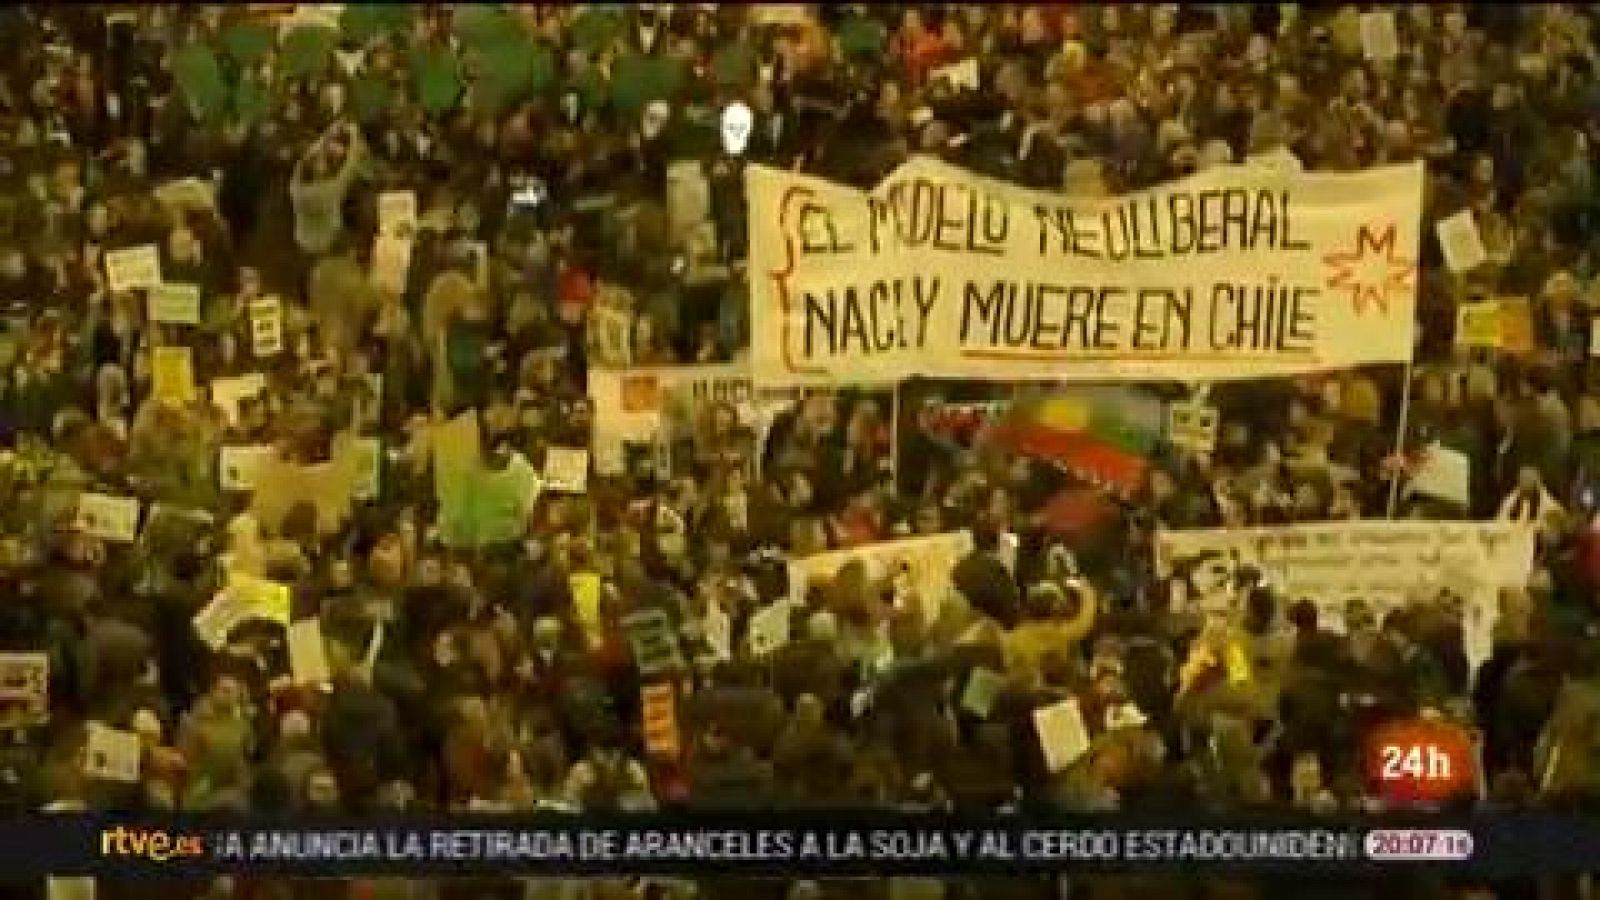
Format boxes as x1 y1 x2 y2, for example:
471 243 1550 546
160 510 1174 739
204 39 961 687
6 813 1593 877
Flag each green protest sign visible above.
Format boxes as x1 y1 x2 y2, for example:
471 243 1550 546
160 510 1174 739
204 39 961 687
341 5 414 43
172 45 229 124
570 8 624 54
222 21 275 68
412 45 463 115
282 24 338 79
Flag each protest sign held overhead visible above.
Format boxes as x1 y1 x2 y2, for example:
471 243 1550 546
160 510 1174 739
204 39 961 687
747 156 1423 384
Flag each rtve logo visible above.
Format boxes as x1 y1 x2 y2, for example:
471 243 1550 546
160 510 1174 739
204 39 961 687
99 825 206 862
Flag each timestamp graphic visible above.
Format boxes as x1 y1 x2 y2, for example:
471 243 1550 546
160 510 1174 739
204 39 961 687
1364 829 1474 862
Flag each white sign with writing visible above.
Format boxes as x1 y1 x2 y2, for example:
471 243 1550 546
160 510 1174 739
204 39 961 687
250 297 284 357
74 493 141 543
377 190 418 237
148 283 201 325
1168 402 1220 454
544 446 590 494
103 244 162 294
83 722 142 783
218 444 275 492
287 618 332 686
1156 521 1535 669
1436 209 1488 274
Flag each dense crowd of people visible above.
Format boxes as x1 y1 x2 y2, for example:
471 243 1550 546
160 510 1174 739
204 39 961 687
3 3 1600 899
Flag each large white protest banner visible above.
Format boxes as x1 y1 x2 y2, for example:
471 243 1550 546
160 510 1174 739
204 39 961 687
1155 521 1535 669
789 531 974 628
747 156 1424 385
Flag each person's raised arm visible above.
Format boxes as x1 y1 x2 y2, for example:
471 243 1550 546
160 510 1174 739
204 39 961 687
1055 577 1099 646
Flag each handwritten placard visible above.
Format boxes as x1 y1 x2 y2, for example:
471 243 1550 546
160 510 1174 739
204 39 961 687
377 190 417 237
75 493 141 543
371 234 413 296
148 283 201 325
640 683 681 760
622 608 683 676
218 444 274 492
287 618 332 686
1168 402 1220 454
103 244 161 293
746 600 792 657
1436 209 1488 274
1359 10 1400 61
84 722 142 783
151 346 197 405
544 446 590 494
0 653 49 728
1034 697 1091 773
1456 300 1501 349
249 297 284 357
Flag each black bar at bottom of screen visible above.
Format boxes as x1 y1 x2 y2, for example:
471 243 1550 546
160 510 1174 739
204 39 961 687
8 813 1596 877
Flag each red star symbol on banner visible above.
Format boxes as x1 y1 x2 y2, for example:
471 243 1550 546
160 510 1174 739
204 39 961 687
1323 223 1416 317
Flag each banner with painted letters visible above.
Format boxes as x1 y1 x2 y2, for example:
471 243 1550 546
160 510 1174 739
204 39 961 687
1154 521 1535 670
747 156 1424 385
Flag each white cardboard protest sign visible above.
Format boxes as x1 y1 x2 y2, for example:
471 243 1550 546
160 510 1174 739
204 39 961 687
749 5 812 27
544 446 590 494
748 156 1424 384
931 57 980 92
703 602 733 662
961 667 1003 718
250 297 284 357
83 722 142 783
192 592 249 650
1168 401 1220 454
103 244 161 293
1436 209 1488 274
371 233 413 295
588 305 635 367
788 531 974 630
0 653 48 728
1034 697 1091 773
148 283 201 325
377 190 418 237
1360 11 1400 61
746 600 792 657
74 493 141 542
1406 442 1472 509
287 618 332 686
153 178 217 213
218 444 275 492
210 373 268 426
1156 521 1535 670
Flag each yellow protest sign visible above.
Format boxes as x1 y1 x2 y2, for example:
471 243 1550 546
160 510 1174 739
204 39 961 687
1455 300 1501 349
152 346 197 405
226 572 291 625
570 573 603 640
1496 296 1536 358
